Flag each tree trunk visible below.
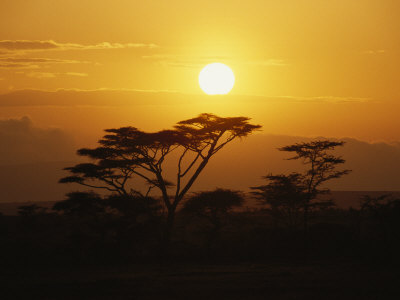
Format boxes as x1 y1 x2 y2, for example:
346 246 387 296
162 206 176 257
303 204 309 259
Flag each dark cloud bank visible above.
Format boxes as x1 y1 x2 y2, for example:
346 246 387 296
0 116 75 165
0 117 76 203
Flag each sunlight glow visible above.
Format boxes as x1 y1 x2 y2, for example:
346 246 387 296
199 63 235 95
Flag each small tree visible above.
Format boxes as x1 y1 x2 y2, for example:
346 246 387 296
182 188 244 247
18 204 48 217
251 173 307 229
60 113 261 246
53 191 105 217
359 194 400 239
278 140 351 240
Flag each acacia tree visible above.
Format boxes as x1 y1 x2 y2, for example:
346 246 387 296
60 113 261 243
278 140 351 236
251 173 307 229
182 188 244 245
53 191 105 217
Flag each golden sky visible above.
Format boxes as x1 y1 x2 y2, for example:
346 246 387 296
0 0 399 142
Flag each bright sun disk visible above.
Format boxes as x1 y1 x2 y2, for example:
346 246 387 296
199 63 235 95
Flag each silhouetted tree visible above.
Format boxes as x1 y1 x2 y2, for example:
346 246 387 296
278 140 351 248
106 194 161 219
182 188 244 246
53 191 105 217
358 194 400 245
251 173 307 229
59 147 150 197
18 204 49 231
60 113 261 247
360 194 395 212
18 204 48 217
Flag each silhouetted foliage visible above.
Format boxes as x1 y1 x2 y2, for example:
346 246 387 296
18 204 48 217
53 191 105 217
278 140 351 199
7 116 398 271
60 113 261 247
59 147 149 197
278 140 351 233
182 188 244 251
249 140 351 257
358 194 400 252
251 173 307 229
360 194 398 212
106 194 161 219
49 191 163 263
183 188 244 228
3 192 400 266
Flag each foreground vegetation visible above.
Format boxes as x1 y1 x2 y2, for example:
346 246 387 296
1 192 400 265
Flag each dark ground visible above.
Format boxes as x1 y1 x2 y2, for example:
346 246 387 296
2 260 399 300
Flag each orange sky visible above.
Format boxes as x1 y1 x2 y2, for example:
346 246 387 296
0 0 399 142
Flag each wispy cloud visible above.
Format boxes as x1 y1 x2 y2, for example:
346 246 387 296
0 57 91 69
0 40 159 52
0 57 90 64
276 95 371 103
0 62 40 69
242 94 371 103
0 88 373 108
26 72 57 79
25 72 88 79
142 54 229 68
64 72 88 77
246 59 287 67
362 50 386 55
142 54 288 68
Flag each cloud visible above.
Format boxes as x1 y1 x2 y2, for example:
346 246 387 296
362 50 386 55
247 59 287 67
0 40 59 51
0 117 76 203
142 54 288 68
64 72 88 77
0 57 90 64
0 89 181 107
0 40 158 52
0 116 75 165
275 95 371 103
26 72 57 79
25 72 89 78
0 89 372 108
142 54 229 68
0 57 92 70
0 41 154 71
0 62 40 69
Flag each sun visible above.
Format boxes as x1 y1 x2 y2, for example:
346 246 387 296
199 63 235 95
